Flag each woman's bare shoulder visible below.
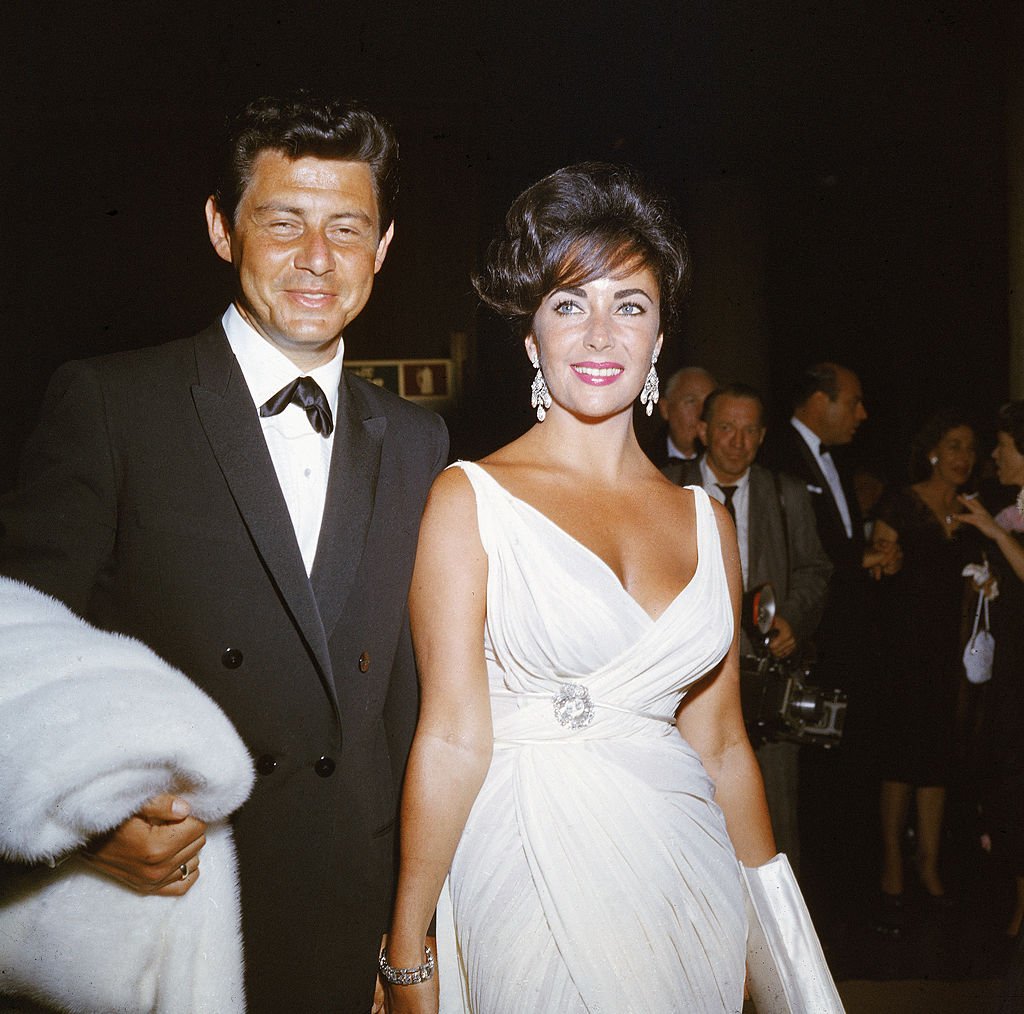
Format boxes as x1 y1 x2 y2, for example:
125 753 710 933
645 470 698 517
423 464 478 527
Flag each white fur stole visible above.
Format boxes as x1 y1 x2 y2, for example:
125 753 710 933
0 577 254 1013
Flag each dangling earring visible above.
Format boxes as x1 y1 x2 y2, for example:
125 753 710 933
639 351 660 417
929 455 939 466
530 356 552 422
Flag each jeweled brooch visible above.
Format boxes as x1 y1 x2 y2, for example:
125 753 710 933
552 683 595 729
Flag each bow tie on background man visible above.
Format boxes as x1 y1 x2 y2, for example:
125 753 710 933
259 377 334 437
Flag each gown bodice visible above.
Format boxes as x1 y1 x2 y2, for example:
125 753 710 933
458 460 734 745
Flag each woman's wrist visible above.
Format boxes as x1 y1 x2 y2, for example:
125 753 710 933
385 925 432 967
379 942 434 986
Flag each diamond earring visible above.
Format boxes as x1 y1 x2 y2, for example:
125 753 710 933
530 357 552 422
639 352 660 417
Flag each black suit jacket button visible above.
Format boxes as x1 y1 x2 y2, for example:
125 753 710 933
222 647 243 669
358 651 370 673
314 756 336 778
256 754 277 775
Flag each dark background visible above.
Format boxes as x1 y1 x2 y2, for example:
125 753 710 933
2 1 1016 484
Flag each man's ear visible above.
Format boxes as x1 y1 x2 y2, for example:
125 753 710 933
205 197 233 265
658 398 670 423
809 389 832 415
374 221 395 274
697 420 708 444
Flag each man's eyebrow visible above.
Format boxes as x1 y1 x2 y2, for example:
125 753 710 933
253 203 373 224
253 203 304 215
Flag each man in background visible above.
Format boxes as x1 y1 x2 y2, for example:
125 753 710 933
650 366 717 466
762 362 897 934
665 383 831 871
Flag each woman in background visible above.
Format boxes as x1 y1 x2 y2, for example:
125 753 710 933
958 402 1024 940
872 411 978 920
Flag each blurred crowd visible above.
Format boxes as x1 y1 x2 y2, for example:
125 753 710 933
650 363 1024 968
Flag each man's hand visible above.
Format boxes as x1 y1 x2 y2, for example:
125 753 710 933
80 793 207 895
864 523 902 579
864 539 902 578
767 616 797 659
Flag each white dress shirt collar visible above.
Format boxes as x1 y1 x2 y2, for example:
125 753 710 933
699 455 751 494
666 435 697 461
221 304 344 419
790 415 823 457
699 455 751 584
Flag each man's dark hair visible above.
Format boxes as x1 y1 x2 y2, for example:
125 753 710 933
473 163 690 339
702 382 766 427
997 400 1024 456
791 363 842 409
214 92 399 234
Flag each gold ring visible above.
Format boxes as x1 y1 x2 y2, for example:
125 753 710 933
179 863 189 880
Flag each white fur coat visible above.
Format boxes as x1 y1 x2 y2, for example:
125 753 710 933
0 577 254 1013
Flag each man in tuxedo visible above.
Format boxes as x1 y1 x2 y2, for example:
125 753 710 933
761 362 895 930
0 94 448 1012
649 366 716 466
664 383 831 870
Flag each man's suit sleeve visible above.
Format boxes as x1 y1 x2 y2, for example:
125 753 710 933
0 360 118 613
382 414 449 792
778 472 833 643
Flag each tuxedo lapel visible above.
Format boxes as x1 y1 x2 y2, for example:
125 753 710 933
790 425 850 541
188 328 338 705
311 372 386 643
792 427 829 493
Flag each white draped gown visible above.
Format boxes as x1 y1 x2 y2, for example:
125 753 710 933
436 461 748 1013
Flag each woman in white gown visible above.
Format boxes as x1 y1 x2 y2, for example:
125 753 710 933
382 165 835 1013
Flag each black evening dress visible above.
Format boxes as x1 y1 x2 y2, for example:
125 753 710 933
875 486 979 787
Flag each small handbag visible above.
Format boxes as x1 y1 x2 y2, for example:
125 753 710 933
963 590 995 685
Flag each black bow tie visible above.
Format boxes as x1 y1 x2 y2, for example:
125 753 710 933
259 376 334 437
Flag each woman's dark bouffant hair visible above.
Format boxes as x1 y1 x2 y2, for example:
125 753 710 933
997 400 1024 455
908 409 976 483
473 163 691 339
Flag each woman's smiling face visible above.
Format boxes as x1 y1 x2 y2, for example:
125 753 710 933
525 265 663 423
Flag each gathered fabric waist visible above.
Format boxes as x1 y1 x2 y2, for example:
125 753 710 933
489 685 676 746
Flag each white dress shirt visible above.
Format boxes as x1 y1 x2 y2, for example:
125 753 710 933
222 305 343 575
790 416 853 539
666 435 697 461
699 455 751 585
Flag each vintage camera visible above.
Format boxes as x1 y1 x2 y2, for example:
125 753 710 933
739 584 847 749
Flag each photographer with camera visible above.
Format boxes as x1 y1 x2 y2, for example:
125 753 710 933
664 383 832 874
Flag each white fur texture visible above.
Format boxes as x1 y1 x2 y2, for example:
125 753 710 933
0 577 254 1012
